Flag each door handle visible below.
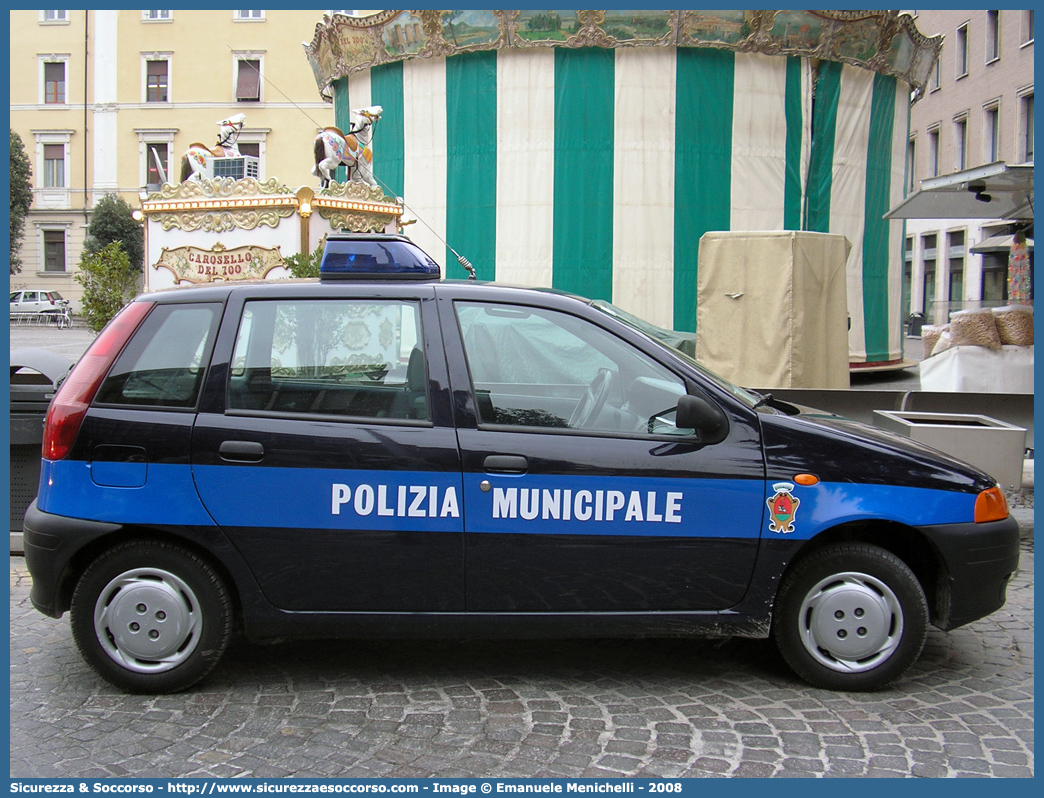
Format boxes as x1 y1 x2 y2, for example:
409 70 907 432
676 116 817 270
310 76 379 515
219 440 265 462
483 455 528 474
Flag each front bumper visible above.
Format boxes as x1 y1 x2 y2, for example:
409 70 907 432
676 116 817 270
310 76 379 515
920 514 1021 631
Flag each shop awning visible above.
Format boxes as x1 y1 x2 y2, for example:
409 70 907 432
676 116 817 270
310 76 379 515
885 162 1034 221
969 234 1034 254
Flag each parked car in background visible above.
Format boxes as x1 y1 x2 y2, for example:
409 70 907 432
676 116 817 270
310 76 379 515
10 290 70 317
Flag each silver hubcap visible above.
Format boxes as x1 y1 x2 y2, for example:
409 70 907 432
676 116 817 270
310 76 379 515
798 571 903 673
94 568 202 673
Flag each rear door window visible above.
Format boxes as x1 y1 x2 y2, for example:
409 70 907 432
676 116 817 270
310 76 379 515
227 298 427 421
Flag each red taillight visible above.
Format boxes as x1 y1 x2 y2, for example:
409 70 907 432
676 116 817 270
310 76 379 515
42 301 154 461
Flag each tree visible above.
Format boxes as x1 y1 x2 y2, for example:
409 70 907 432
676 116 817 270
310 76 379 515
10 130 33 274
283 243 324 278
76 241 138 333
445 10 463 44
280 243 343 377
84 193 144 272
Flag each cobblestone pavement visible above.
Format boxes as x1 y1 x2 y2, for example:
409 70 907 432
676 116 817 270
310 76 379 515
9 510 1033 780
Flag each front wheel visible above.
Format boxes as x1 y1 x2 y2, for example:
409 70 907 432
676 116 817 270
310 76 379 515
70 541 233 693
772 543 928 691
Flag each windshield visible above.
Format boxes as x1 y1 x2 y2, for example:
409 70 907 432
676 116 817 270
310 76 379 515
590 300 762 409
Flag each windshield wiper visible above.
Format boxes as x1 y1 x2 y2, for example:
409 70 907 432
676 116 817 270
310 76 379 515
751 391 774 410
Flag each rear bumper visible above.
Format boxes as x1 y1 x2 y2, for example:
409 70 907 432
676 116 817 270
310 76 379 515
23 500 121 618
920 515 1021 631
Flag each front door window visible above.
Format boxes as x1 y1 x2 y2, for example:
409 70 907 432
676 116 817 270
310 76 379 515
456 302 691 436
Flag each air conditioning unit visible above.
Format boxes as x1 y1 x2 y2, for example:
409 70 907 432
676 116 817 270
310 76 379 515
210 156 261 180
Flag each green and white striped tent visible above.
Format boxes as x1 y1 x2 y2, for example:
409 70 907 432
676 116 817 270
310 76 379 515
313 12 936 365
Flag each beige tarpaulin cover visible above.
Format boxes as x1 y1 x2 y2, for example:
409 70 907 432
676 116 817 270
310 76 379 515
696 231 851 389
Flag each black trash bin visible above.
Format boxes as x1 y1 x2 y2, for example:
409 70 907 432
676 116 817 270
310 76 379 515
907 312 926 337
10 348 72 553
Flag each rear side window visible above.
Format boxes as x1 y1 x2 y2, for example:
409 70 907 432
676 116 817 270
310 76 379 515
228 299 427 421
94 303 221 408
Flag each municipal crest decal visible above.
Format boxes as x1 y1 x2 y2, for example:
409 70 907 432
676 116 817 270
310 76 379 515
767 482 800 534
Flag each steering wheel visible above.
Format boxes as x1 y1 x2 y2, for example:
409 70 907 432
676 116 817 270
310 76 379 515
568 368 613 429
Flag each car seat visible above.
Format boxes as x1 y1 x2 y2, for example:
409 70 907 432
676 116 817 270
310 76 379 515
388 347 427 420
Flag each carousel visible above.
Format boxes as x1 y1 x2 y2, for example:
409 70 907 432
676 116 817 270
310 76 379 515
303 9 943 376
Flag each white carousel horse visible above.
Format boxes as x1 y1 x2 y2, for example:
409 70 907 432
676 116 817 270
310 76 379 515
179 113 247 182
312 105 383 189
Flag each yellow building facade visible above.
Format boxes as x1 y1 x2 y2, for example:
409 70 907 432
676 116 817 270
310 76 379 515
10 10 337 310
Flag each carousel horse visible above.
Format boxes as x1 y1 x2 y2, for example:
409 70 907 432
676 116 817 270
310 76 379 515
179 113 247 182
312 105 383 189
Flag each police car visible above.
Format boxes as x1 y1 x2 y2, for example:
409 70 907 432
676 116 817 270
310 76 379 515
24 234 1020 694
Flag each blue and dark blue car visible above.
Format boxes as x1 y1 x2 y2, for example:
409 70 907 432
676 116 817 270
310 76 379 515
24 234 1020 693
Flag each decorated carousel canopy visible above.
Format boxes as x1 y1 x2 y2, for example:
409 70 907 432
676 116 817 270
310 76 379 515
304 10 941 100
303 10 941 367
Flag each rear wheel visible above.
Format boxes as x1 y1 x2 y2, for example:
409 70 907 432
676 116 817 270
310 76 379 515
70 541 232 693
772 543 928 691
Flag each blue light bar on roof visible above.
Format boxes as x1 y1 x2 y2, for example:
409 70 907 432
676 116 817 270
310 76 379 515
319 235 441 280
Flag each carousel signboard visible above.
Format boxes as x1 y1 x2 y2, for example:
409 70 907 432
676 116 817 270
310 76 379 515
140 178 404 291
154 243 286 284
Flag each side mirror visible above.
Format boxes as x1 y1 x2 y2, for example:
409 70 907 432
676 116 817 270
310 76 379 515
676 395 729 444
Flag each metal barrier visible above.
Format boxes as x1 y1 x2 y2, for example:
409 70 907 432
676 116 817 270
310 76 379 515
10 311 72 329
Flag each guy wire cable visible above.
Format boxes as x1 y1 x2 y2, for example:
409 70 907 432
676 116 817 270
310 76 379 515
367 171 477 280
230 46 326 130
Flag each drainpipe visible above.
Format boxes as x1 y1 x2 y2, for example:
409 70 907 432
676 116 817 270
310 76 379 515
83 10 89 225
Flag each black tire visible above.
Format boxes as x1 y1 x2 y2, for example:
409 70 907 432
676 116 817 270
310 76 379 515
70 540 233 693
772 543 928 691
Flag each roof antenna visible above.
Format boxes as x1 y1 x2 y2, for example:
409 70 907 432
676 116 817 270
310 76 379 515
453 250 477 280
394 200 476 279
393 195 476 279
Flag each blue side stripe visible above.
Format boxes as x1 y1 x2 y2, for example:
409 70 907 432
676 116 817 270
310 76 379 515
36 461 979 540
38 460 216 527
207 467 767 538
464 473 764 539
782 481 977 540
194 465 465 533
